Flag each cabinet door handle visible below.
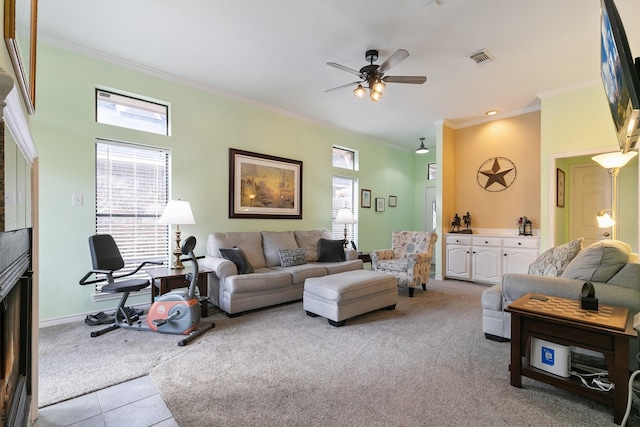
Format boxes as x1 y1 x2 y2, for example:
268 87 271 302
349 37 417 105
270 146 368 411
485 241 488 244
518 242 522 245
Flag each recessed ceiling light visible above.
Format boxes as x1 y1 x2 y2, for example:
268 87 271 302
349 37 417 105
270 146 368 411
485 110 499 116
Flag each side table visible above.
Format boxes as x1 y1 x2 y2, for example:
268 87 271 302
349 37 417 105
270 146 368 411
358 252 371 264
505 292 635 425
146 267 210 318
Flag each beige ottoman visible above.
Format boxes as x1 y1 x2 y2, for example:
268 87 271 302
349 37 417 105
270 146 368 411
303 270 397 327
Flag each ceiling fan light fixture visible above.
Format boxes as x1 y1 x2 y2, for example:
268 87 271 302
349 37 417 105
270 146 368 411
370 90 382 102
372 79 386 93
353 84 366 98
415 137 429 154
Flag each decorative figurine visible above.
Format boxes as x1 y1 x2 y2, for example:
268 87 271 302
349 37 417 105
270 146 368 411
450 214 461 232
463 212 472 231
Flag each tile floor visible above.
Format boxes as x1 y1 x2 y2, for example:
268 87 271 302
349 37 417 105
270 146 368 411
33 376 177 427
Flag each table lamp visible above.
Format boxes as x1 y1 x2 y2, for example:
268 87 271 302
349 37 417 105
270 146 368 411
158 199 195 269
335 208 357 248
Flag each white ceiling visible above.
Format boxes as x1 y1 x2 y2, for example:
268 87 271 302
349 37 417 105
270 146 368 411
37 0 640 151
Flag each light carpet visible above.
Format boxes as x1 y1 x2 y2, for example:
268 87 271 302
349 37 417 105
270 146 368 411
40 279 631 426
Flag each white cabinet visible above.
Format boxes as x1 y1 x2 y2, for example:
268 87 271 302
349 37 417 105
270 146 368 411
445 236 472 280
445 234 539 285
471 237 503 284
502 237 539 275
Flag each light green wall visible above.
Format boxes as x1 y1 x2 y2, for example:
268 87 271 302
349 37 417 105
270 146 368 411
31 43 420 322
541 84 639 250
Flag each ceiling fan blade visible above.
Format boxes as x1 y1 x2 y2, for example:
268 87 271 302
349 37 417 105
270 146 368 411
378 49 409 74
383 75 427 84
324 81 362 93
327 62 363 77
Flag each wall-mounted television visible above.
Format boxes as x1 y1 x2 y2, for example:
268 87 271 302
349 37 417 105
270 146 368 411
601 0 640 153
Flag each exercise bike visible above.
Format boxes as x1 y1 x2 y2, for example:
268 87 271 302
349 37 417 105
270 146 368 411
146 236 215 346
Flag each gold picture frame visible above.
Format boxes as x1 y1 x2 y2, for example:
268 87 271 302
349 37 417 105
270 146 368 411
4 0 37 114
229 148 303 219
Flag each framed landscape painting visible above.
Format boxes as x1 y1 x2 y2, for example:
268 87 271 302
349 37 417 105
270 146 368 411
229 148 303 219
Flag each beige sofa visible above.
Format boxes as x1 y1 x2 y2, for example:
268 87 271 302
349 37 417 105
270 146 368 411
201 230 362 316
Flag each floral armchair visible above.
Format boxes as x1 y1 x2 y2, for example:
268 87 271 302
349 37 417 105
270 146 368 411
371 231 438 297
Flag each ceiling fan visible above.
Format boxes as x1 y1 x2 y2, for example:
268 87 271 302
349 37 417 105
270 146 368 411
326 49 427 102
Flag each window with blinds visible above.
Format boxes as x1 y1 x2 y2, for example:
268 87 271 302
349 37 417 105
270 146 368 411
332 175 358 244
95 140 170 292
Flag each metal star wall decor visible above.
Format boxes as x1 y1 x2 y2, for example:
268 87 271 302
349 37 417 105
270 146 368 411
476 157 517 192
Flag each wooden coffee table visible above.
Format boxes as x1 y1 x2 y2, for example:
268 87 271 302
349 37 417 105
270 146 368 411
505 292 636 425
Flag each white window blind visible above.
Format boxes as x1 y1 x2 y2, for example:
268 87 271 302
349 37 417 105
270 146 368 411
95 140 169 290
332 175 358 244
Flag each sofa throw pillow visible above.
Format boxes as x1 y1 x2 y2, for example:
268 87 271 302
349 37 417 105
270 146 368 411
317 238 346 262
528 237 583 277
279 248 307 267
561 240 631 282
219 247 254 274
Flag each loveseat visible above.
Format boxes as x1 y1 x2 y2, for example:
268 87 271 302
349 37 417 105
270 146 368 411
481 239 640 368
200 230 362 316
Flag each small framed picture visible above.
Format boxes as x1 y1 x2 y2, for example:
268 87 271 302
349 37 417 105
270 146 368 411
361 189 372 208
556 168 565 208
388 195 397 207
427 163 436 180
375 197 385 212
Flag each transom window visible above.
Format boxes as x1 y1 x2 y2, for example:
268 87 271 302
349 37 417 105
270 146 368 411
332 146 357 170
96 89 169 136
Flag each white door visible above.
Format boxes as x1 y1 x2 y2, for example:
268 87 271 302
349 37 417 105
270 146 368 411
424 186 436 231
570 163 611 246
424 186 437 272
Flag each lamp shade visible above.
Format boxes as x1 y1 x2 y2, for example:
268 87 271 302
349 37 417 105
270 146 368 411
335 208 356 224
415 137 429 154
592 151 638 169
596 210 615 228
158 200 195 225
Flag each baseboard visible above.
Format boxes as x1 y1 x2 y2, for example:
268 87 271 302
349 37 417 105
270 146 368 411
39 302 149 329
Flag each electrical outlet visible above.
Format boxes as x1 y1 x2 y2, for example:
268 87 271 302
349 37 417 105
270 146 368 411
72 193 83 206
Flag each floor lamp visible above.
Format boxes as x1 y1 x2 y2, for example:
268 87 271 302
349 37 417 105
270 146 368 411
591 151 638 240
158 200 195 269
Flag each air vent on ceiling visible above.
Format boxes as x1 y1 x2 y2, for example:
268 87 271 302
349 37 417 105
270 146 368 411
467 49 494 64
